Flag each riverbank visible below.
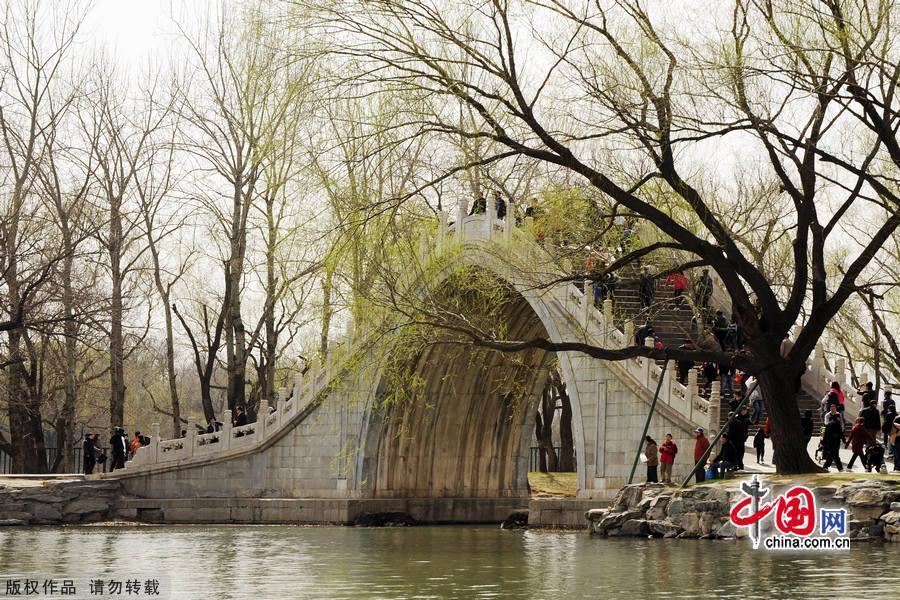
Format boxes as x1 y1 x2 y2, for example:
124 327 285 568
586 476 900 542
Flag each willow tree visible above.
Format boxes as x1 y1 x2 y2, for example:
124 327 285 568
307 0 900 473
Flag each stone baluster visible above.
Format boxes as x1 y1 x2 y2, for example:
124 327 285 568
835 358 846 387
813 342 825 378
623 320 634 351
456 199 468 242
277 387 288 426
708 381 721 436
661 364 672 406
503 203 514 241
582 280 593 328
860 372 869 386
437 210 448 252
221 410 232 450
150 422 160 464
185 418 196 458
257 398 269 439
603 299 615 345
686 369 698 414
294 373 303 410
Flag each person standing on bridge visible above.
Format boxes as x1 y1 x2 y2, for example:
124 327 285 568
859 399 881 448
644 436 659 483
82 434 97 475
109 427 127 471
493 190 506 220
882 404 897 455
693 428 710 483
659 433 678 484
468 193 486 216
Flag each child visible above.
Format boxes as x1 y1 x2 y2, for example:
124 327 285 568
753 427 766 464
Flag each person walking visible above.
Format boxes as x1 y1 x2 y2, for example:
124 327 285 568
82 434 97 475
882 404 897 455
753 428 766 464
659 433 678 484
859 400 882 446
693 428 710 483
644 436 659 483
883 389 896 413
748 381 764 425
824 403 845 429
822 414 847 471
846 417 870 471
889 417 900 471
638 268 654 312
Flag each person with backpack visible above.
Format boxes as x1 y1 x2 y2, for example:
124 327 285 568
859 400 882 446
82 434 97 475
753 428 766 464
845 417 870 471
659 433 678 484
644 436 659 483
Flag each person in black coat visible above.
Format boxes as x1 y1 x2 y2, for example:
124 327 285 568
468 194 486 216
728 407 750 470
859 400 882 443
493 191 506 220
82 434 97 475
822 417 847 471
710 433 737 478
109 428 127 471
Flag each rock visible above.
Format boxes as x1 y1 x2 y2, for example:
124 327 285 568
679 512 701 536
500 511 528 530
612 485 649 511
620 519 652 537
891 502 900 512
585 508 608 522
597 510 643 532
27 503 61 522
353 512 417 527
0 519 26 526
646 496 669 521
63 497 110 516
16 491 66 504
716 521 744 539
647 520 682 538
880 511 900 526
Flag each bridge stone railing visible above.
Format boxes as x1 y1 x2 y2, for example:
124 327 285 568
120 207 722 474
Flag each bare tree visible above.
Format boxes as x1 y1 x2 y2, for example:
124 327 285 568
308 0 900 473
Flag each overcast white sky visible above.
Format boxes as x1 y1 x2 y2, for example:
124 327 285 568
83 0 221 68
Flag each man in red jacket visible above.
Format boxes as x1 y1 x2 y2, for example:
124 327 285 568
693 427 710 483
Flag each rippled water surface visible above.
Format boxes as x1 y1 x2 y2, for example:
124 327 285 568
0 525 898 599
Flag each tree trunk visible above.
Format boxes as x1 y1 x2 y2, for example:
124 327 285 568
264 193 277 405
535 382 557 472
61 244 77 472
109 198 126 430
320 264 334 358
162 302 181 438
756 361 821 474
555 374 575 472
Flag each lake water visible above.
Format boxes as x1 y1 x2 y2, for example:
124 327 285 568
0 525 897 599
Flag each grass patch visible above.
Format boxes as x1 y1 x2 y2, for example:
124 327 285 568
528 471 578 497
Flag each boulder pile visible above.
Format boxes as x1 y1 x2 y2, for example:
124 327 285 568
586 479 900 542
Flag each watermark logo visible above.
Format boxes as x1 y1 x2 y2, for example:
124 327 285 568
729 475 849 551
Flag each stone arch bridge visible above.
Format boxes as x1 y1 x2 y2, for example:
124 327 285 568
99 210 848 523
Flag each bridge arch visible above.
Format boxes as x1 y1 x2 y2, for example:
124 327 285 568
354 242 590 502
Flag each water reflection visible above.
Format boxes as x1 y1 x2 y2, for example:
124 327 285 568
0 526 896 599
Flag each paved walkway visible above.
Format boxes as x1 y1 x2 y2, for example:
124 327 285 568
740 432 894 475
